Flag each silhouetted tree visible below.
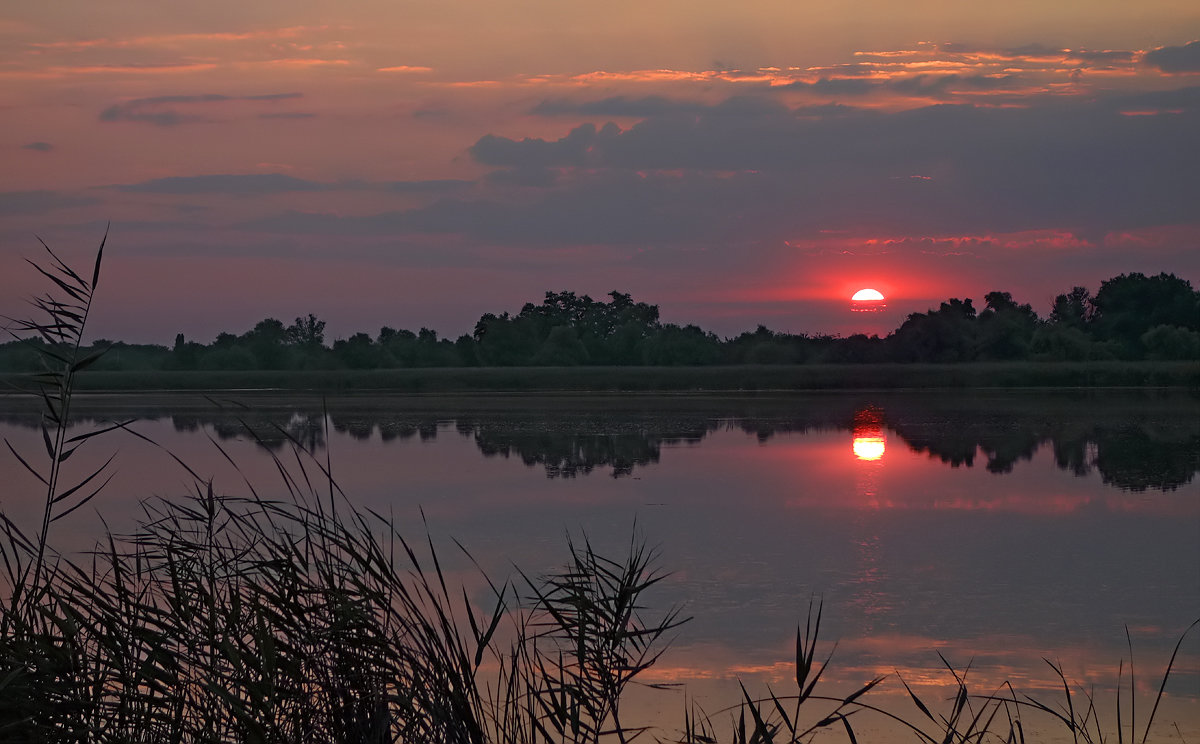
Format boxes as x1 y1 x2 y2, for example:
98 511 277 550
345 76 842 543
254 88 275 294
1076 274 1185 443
245 317 290 369
976 291 1039 360
377 327 417 366
287 313 326 347
470 292 659 366
726 326 803 364
1089 273 1199 357
4 275 1196 371
888 298 978 362
167 332 203 369
530 326 587 365
642 324 721 365
473 312 540 365
454 334 480 366
1048 286 1094 329
822 333 886 364
1141 324 1200 360
333 332 384 369
1029 325 1113 361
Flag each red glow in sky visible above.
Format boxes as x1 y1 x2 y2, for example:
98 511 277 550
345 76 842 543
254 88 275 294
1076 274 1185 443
1 4 1197 342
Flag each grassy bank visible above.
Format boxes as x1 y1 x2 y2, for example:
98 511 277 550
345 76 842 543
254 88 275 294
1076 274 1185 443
2 360 1197 394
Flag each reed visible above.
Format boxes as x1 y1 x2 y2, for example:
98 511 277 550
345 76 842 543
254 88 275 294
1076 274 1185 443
1 235 1196 743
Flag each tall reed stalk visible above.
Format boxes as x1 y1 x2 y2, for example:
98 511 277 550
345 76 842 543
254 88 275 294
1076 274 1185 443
1 230 114 606
1 234 1195 743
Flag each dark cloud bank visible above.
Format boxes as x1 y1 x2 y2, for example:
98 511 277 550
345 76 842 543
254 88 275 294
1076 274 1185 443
99 93 304 126
114 174 472 196
246 87 1200 250
1144 40 1200 73
0 190 99 216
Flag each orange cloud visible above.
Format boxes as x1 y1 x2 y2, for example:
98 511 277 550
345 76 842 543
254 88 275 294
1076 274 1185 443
258 58 351 68
570 69 717 84
377 65 433 73
50 63 219 75
27 25 327 52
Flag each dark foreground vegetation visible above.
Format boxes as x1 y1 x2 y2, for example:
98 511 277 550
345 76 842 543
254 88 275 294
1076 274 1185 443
2 237 1197 742
3 258 1198 376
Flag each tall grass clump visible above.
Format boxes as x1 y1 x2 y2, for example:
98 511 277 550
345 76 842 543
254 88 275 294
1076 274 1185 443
1 234 1196 743
0 234 691 742
0 231 121 740
675 615 1198 744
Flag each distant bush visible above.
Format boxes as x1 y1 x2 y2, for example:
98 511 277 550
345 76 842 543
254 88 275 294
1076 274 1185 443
1142 324 1200 360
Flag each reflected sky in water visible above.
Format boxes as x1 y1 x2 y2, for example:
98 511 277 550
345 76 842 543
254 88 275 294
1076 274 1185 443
0 390 1196 735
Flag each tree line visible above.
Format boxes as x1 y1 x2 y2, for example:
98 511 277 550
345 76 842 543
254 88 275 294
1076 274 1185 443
1 272 1197 372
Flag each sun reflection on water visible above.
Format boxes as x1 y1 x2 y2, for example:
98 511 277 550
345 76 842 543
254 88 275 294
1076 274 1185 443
853 436 886 461
852 406 887 462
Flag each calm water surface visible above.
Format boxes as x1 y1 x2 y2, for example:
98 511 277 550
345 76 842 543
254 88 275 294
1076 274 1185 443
1 390 1197 738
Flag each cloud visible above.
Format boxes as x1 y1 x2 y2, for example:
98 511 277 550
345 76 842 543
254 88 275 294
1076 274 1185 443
889 73 1017 94
1067 49 1136 65
21 141 54 152
259 58 350 69
112 174 473 196
238 168 806 246
782 73 1019 96
469 122 620 168
27 26 326 52
99 92 304 126
114 173 334 194
847 42 1143 82
793 103 863 117
531 95 710 118
1144 41 1200 73
44 63 220 77
0 190 99 215
439 87 1200 243
383 179 473 193
240 93 306 101
412 107 451 120
786 77 877 95
910 42 1137 65
258 112 317 120
1103 84 1200 112
484 167 560 188
530 94 796 120
377 65 433 73
237 84 1200 251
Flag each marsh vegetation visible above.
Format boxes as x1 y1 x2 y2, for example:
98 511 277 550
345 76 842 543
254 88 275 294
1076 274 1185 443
2 238 1196 742
2 271 1197 377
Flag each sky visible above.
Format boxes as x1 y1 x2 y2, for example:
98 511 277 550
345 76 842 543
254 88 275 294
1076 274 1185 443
1 1 1199 344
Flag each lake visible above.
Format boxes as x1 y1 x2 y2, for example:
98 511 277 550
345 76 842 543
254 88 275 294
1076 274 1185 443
1 389 1197 740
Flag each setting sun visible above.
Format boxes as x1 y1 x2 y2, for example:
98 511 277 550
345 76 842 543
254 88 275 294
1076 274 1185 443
852 288 885 302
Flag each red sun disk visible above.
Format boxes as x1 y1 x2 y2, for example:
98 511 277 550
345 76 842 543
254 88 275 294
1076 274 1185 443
852 288 885 302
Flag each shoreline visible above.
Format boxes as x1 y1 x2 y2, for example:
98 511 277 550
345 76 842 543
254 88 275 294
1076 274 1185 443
1 360 1197 394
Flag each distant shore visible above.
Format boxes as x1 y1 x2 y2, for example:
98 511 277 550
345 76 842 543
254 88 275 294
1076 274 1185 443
2 361 1197 394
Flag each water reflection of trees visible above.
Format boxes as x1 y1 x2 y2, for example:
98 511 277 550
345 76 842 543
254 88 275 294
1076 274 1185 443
1053 425 1200 492
883 396 1200 492
0 394 1195 489
891 423 1043 473
467 426 707 479
179 412 327 453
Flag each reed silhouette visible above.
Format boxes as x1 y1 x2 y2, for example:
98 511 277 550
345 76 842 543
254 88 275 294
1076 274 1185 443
1 235 1195 743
